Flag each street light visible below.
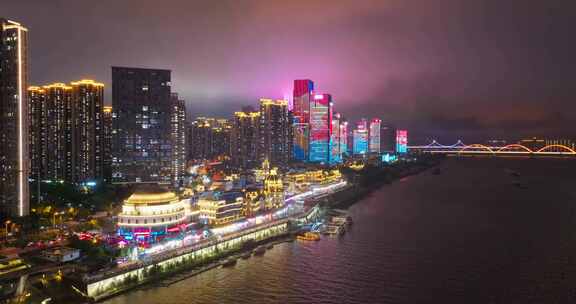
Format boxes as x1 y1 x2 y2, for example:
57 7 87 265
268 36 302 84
5 220 11 242
53 212 64 228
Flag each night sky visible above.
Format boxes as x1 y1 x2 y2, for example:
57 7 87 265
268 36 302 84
2 0 575 143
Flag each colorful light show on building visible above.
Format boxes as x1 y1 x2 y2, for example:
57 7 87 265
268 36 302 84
340 120 348 156
353 119 368 155
292 79 314 161
369 118 381 154
396 130 408 153
309 93 332 163
330 113 343 164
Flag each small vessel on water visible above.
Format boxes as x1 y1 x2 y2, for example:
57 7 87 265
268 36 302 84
506 169 521 177
222 258 237 267
297 232 321 241
240 252 252 259
513 182 527 189
346 216 353 226
253 246 266 256
266 244 274 250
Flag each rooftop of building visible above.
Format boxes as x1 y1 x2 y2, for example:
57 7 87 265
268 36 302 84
124 185 178 205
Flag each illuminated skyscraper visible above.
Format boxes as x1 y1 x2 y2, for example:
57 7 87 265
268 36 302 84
187 117 231 161
102 106 113 183
28 80 105 185
379 124 396 153
231 107 260 169
330 113 343 163
353 119 369 155
369 118 381 153
309 93 332 163
0 19 29 216
28 84 73 183
396 130 408 153
292 79 314 161
259 98 292 167
70 80 105 183
170 93 186 185
112 67 173 184
340 119 349 157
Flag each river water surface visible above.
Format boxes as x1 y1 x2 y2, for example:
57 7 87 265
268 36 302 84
104 158 576 304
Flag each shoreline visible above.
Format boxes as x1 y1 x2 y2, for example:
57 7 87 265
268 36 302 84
81 159 441 303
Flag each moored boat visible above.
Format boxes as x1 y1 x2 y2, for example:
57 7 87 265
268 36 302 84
297 232 321 241
222 258 237 267
253 246 266 256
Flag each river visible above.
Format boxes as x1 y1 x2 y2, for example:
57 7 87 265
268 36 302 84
104 157 576 303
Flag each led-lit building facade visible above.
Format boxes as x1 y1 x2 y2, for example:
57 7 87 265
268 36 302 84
117 188 187 241
369 118 381 154
259 98 292 167
396 130 408 153
263 169 284 210
71 80 105 183
292 80 314 161
197 191 244 225
309 93 332 163
340 120 348 157
230 107 260 169
330 113 343 163
0 18 29 217
353 119 368 155
170 93 186 185
112 67 174 184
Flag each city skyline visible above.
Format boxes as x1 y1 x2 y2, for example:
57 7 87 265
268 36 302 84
2 1 575 142
1 4 576 303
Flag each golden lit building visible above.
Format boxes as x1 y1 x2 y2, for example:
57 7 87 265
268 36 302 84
243 188 262 217
263 168 284 210
117 187 187 237
259 98 292 167
197 191 244 225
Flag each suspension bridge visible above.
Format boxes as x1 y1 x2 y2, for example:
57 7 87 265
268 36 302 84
408 140 576 156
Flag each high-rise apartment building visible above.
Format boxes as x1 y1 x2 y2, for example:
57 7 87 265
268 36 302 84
102 106 113 183
71 80 104 183
369 118 381 154
309 93 332 163
28 80 104 184
187 117 231 162
28 84 73 183
292 79 314 161
0 19 29 217
28 80 105 185
112 67 174 184
170 93 186 185
230 107 260 169
259 98 292 167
